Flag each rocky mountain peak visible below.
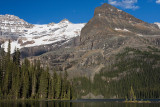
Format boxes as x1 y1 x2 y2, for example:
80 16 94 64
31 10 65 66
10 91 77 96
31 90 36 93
0 14 31 26
94 3 143 23
0 14 33 36
80 3 160 49
59 19 71 24
48 22 56 26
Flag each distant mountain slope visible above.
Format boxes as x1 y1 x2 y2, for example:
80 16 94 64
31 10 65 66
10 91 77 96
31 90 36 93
80 3 160 49
0 15 85 53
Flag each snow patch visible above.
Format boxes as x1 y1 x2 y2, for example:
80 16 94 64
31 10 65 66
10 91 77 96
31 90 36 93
117 9 122 12
115 28 130 32
155 22 160 29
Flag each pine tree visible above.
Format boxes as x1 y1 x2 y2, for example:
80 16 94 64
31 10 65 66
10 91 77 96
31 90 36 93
48 76 54 99
2 67 9 98
10 63 20 100
13 48 20 66
129 86 136 101
55 74 61 99
62 71 68 99
22 69 29 99
38 70 49 99
31 65 37 98
66 84 71 100
53 71 57 99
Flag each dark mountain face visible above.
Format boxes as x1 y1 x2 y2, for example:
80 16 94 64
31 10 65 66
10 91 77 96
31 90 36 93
80 3 160 49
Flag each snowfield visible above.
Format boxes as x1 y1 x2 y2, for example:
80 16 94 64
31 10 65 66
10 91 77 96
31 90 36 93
1 19 85 53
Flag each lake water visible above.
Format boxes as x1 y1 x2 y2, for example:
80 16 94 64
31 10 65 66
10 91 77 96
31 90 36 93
0 99 160 107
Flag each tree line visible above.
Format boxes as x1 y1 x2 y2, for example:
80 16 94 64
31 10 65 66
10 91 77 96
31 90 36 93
0 40 73 100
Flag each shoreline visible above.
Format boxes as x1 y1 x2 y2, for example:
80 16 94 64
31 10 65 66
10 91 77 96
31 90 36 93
0 99 160 103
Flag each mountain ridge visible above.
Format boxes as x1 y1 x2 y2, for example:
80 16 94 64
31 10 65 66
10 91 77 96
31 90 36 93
0 14 85 54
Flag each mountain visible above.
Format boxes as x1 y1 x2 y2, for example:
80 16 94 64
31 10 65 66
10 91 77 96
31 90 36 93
80 3 160 49
1 4 160 76
72 3 160 99
0 14 85 55
0 3 160 99
0 14 32 44
32 3 160 75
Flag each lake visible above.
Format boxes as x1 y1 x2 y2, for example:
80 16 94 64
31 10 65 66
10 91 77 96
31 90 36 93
0 99 160 107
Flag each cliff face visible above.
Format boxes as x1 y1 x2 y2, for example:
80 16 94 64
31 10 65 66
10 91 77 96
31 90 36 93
80 3 160 49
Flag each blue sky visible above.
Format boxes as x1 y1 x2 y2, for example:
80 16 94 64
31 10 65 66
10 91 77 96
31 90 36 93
0 0 160 24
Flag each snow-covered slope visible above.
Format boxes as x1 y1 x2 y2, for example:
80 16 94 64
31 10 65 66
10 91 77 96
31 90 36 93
0 15 85 53
155 22 160 29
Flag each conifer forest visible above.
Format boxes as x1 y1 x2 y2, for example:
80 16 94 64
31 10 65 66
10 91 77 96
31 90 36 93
0 40 73 100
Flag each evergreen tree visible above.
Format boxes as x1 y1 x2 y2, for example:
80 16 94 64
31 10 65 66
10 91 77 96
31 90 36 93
53 71 57 99
10 63 20 100
21 69 29 99
129 86 136 101
31 65 37 98
13 48 20 66
66 83 71 100
2 67 9 97
48 76 54 99
55 74 61 99
38 70 49 99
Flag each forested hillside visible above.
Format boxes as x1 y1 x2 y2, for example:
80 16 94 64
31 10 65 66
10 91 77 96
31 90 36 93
73 47 160 99
0 40 73 100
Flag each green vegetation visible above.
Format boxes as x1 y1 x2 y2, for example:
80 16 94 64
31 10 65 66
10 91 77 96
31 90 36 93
73 47 160 99
0 40 73 100
1 40 160 100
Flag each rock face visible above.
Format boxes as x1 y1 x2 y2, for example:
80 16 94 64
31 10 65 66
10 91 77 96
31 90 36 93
80 3 160 49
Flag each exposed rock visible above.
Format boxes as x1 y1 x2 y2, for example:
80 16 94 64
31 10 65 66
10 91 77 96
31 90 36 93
80 3 160 49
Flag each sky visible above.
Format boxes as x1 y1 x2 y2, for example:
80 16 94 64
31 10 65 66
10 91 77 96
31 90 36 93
0 0 160 24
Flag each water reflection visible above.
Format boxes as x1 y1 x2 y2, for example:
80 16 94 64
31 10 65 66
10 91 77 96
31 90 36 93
0 101 160 107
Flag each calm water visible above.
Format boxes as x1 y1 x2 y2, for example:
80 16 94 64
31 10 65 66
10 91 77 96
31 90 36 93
0 99 160 107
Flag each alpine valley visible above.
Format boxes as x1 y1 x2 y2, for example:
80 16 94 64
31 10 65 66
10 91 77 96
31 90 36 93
1 3 160 99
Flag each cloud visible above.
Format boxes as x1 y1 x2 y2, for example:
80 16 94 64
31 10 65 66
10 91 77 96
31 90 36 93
156 0 160 4
108 0 139 10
